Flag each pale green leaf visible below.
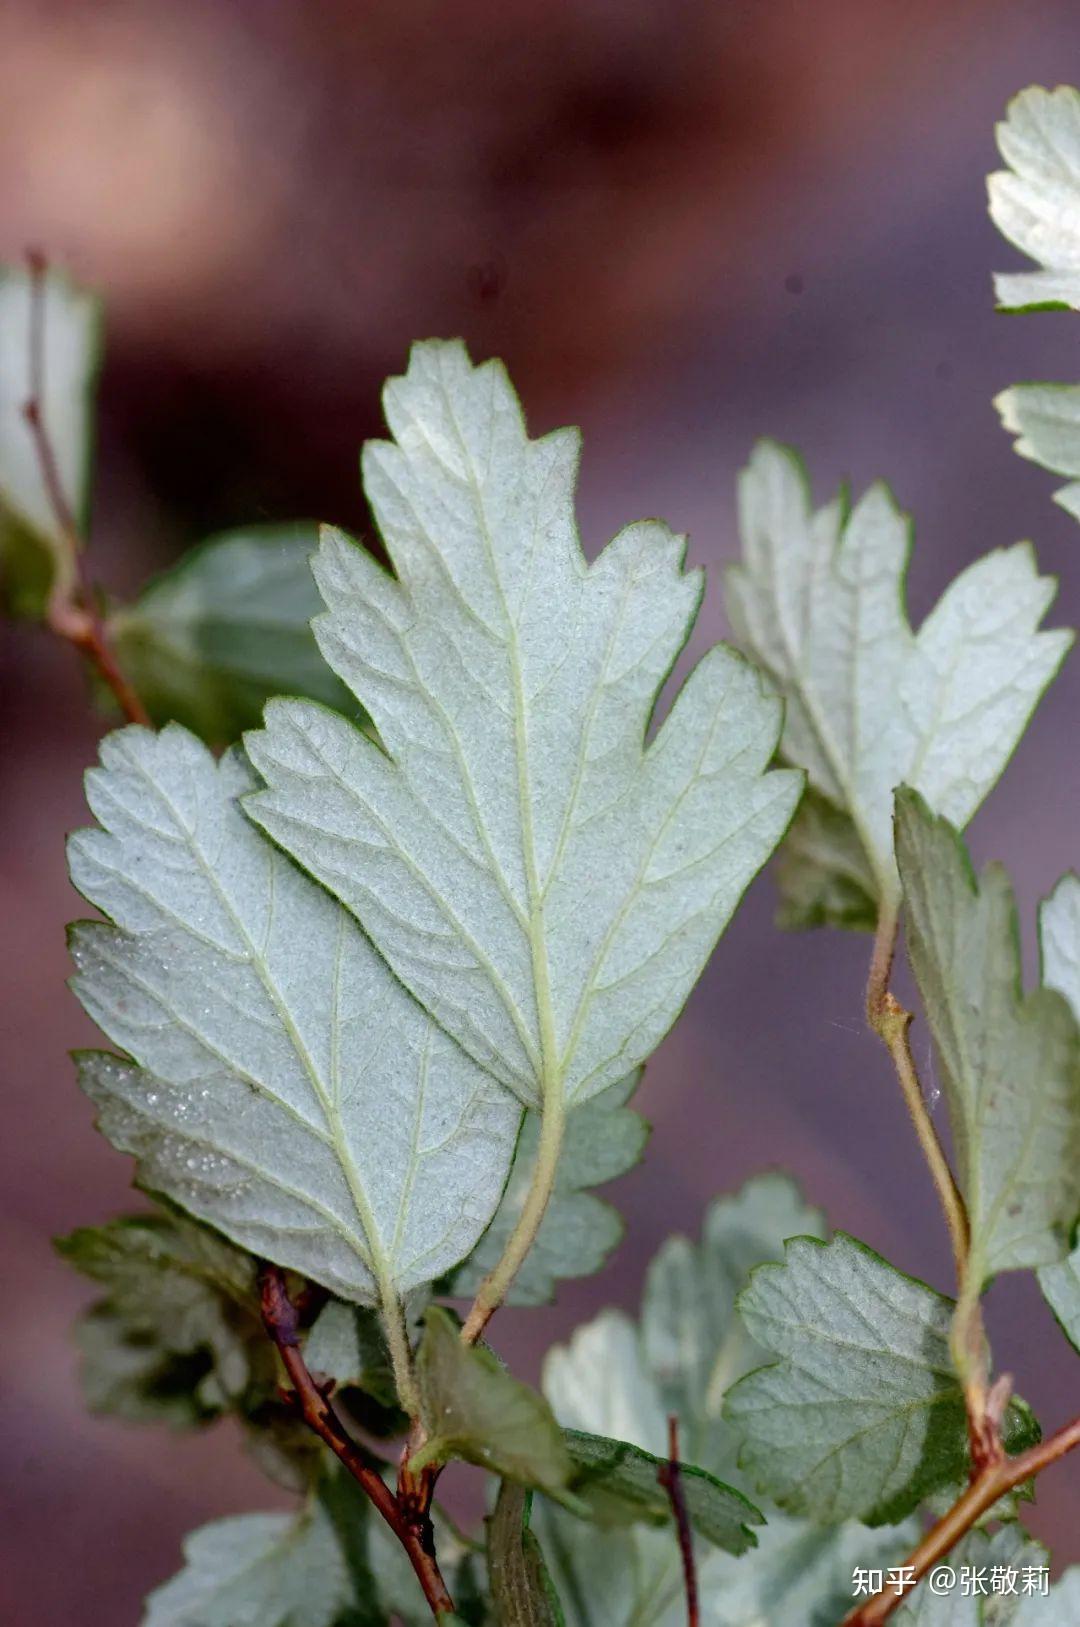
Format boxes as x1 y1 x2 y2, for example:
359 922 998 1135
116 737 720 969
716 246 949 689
414 1306 572 1496
444 1070 647 1306
726 442 1070 921
68 724 519 1307
894 1526 1048 1624
1036 874 1080 1344
773 787 879 931
988 86 1080 311
303 1298 405 1414
563 1430 762 1555
488 1481 565 1627
704 1515 918 1627
110 525 355 741
642 1172 826 1468
545 1309 668 1455
245 340 802 1110
724 1234 1038 1524
1038 1245 1080 1354
996 384 1080 524
0 263 100 616
896 790 1080 1277
1013 1568 1080 1624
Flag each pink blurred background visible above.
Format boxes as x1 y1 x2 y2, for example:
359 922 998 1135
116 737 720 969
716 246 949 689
5 2 1080 1619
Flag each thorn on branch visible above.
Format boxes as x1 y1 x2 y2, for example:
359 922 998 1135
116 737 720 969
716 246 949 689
657 1415 699 1627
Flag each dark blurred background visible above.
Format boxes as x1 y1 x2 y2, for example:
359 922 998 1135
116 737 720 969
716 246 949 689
5 1 1080 1620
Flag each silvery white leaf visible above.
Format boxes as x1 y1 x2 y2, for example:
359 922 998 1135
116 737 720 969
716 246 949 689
1012 1568 1080 1624
897 791 1080 1277
894 1527 1048 1625
0 263 100 615
996 384 1080 524
988 86 1080 311
246 340 801 1109
68 724 519 1305
726 442 1070 917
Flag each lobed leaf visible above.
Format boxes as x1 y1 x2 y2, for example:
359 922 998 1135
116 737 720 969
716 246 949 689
414 1306 572 1496
110 524 355 741
996 384 1080 526
724 1234 1038 1525
896 791 1080 1278
0 263 100 616
443 1069 648 1306
246 340 802 1111
988 86 1080 312
68 724 519 1307
726 442 1070 923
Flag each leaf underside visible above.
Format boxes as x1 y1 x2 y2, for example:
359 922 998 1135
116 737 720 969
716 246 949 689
246 339 802 1112
989 86 1080 312
68 724 519 1306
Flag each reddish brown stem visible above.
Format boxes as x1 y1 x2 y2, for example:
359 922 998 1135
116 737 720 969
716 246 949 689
22 251 150 727
259 1265 455 1620
843 1412 1080 1625
658 1416 699 1627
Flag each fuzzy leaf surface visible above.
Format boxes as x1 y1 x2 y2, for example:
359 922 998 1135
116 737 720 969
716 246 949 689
894 1527 1047 1624
989 86 1080 311
488 1481 565 1627
724 1235 1038 1524
444 1069 647 1305
0 263 100 616
246 340 801 1109
111 525 354 740
896 791 1080 1277
415 1306 572 1495
726 442 1069 920
69 724 519 1306
996 384 1080 525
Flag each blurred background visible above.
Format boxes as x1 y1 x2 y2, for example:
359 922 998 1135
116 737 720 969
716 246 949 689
5 0 1080 1619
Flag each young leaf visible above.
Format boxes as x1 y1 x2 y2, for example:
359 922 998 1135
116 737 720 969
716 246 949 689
443 1070 648 1306
109 525 355 741
896 790 1080 1278
245 339 802 1113
894 1526 1048 1624
563 1430 762 1555
488 1481 565 1627
724 1234 1038 1525
303 1297 407 1414
68 725 519 1309
772 788 879 931
996 384 1080 526
726 443 1070 922
414 1306 572 1496
988 86 1080 312
0 263 100 617
642 1172 826 1467
56 1209 259 1423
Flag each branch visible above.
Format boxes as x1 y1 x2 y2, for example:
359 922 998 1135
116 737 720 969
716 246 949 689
22 250 150 727
657 1416 699 1627
843 1411 1080 1625
258 1264 456 1620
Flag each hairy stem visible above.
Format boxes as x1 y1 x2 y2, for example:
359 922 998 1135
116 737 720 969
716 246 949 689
460 1092 565 1345
259 1264 455 1620
658 1415 699 1627
865 909 970 1283
378 1280 421 1420
843 1411 1080 1624
22 250 150 727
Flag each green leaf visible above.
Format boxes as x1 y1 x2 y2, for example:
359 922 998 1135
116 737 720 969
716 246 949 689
641 1172 827 1469
144 1493 365 1627
1038 1245 1080 1354
894 1526 1048 1624
773 787 879 931
304 1298 406 1415
414 1306 572 1496
1013 1569 1080 1624
487 1481 565 1627
562 1430 762 1556
724 1234 1039 1525
68 724 519 1307
896 790 1080 1277
110 525 356 741
726 442 1070 922
245 340 802 1111
988 86 1080 312
0 263 101 617
56 1209 260 1425
705 1515 918 1627
443 1070 648 1306
996 384 1080 525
